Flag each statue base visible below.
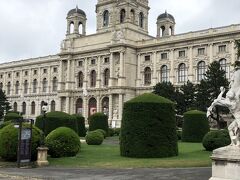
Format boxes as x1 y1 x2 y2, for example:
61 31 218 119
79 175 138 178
36 147 49 167
210 145 240 180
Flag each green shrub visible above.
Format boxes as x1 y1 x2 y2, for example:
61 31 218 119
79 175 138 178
4 112 22 122
120 93 178 158
108 128 115 137
202 129 231 151
114 128 121 136
0 123 42 161
45 127 80 158
182 110 210 142
0 121 11 129
72 114 86 137
95 129 107 138
89 113 109 134
35 111 78 135
85 130 104 145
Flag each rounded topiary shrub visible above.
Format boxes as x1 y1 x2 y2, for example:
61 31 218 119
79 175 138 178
0 121 11 129
95 129 107 138
0 123 42 161
85 130 104 145
72 114 86 137
35 111 78 135
120 93 178 158
202 129 231 151
4 112 22 122
45 127 80 158
88 113 109 134
182 110 210 142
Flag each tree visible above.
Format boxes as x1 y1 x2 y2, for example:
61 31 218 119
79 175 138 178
153 81 176 102
180 81 196 112
0 89 11 121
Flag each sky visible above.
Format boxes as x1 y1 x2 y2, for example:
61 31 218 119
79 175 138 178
0 0 240 63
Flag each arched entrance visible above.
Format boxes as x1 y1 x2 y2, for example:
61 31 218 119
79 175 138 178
102 97 109 116
76 98 83 114
88 97 97 116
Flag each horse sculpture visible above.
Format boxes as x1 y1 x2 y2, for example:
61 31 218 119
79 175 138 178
207 66 240 146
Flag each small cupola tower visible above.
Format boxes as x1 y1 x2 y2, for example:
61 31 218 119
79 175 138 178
66 6 87 38
157 11 175 38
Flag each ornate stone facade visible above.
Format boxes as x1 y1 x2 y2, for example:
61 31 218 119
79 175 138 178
0 0 240 127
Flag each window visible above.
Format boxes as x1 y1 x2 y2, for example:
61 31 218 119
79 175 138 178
178 63 187 83
198 48 205 56
7 82 11 95
161 65 168 82
24 80 28 94
78 61 83 67
78 72 84 88
104 69 110 86
8 73 11 78
120 9 126 23
0 74 3 78
104 57 109 63
144 67 151 85
130 9 135 23
90 70 96 87
13 102 17 112
219 59 227 76
34 70 37 75
51 100 56 112
25 71 28 76
42 78 47 92
33 79 37 93
15 81 19 95
145 55 150 61
52 77 58 92
31 101 35 115
16 72 19 77
0 82 3 89
161 53 168 60
219 45 226 53
22 102 26 115
103 10 109 27
53 67 57 73
43 69 47 73
91 59 96 65
139 12 144 28
179 50 186 58
197 61 206 81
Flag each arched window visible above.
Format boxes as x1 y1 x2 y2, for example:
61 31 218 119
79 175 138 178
89 97 97 116
130 9 135 23
144 67 151 85
76 98 83 114
79 22 83 34
90 70 96 87
24 80 28 94
161 65 168 82
51 100 56 112
103 69 110 86
7 82 11 95
139 12 144 28
120 9 126 23
178 63 187 83
103 10 109 27
219 58 227 72
33 79 37 93
42 78 47 92
70 22 74 34
197 61 206 81
15 81 19 95
31 101 35 115
102 97 109 116
161 26 165 37
52 77 58 92
78 72 84 88
13 102 17 112
22 102 26 115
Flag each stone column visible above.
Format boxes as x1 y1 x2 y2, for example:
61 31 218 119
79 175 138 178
38 68 41 94
47 66 51 93
56 98 61 112
169 49 175 83
66 97 70 113
188 46 193 82
97 96 101 112
11 71 14 95
209 43 213 63
231 41 235 64
136 54 141 86
28 70 32 94
118 94 123 122
83 97 88 120
83 58 88 89
152 51 157 85
58 60 63 91
97 56 101 88
118 51 125 86
20 70 23 96
66 60 71 90
108 94 113 123
109 53 114 87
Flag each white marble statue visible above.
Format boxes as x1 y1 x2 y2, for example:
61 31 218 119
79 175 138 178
83 87 88 97
207 64 240 146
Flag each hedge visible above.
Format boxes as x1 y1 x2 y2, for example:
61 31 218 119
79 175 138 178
120 93 178 158
45 127 81 158
182 110 210 142
4 112 22 122
89 113 109 134
85 130 104 145
72 114 86 137
35 111 78 135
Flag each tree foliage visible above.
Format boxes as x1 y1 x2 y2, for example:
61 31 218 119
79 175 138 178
0 89 11 121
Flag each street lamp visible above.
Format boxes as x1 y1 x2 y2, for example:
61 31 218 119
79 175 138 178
41 102 48 147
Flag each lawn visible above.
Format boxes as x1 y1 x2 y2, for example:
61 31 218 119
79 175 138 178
48 137 212 168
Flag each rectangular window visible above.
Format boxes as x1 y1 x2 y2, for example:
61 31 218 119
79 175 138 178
34 70 37 75
25 71 28 76
91 59 96 65
145 55 150 61
179 50 186 58
198 48 205 56
43 69 47 73
161 53 168 60
104 57 109 63
219 45 226 53
78 61 83 67
16 72 19 77
0 74 2 78
53 67 57 72
8 73 11 78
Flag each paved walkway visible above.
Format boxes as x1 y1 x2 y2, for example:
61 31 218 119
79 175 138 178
0 167 211 180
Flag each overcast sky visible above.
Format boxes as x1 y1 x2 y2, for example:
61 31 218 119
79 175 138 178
0 0 240 63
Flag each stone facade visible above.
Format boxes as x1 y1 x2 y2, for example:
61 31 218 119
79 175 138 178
0 0 240 127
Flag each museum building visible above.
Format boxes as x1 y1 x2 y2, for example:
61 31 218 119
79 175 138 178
0 0 240 127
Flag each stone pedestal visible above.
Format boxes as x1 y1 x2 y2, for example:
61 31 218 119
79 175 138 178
210 146 240 180
36 147 49 167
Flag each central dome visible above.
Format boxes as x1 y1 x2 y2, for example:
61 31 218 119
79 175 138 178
67 6 86 17
157 11 175 22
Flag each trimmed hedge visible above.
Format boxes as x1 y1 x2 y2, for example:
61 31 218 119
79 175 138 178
0 121 11 129
85 130 104 145
89 113 109 134
4 112 22 122
72 114 86 137
182 110 210 142
0 123 42 161
45 127 81 158
202 129 231 151
95 129 107 138
35 111 78 135
120 93 178 158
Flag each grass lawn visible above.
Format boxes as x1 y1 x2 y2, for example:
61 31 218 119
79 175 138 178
49 137 212 168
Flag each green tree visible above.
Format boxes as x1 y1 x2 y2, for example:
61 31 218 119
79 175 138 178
153 81 175 102
0 89 11 121
180 81 196 112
